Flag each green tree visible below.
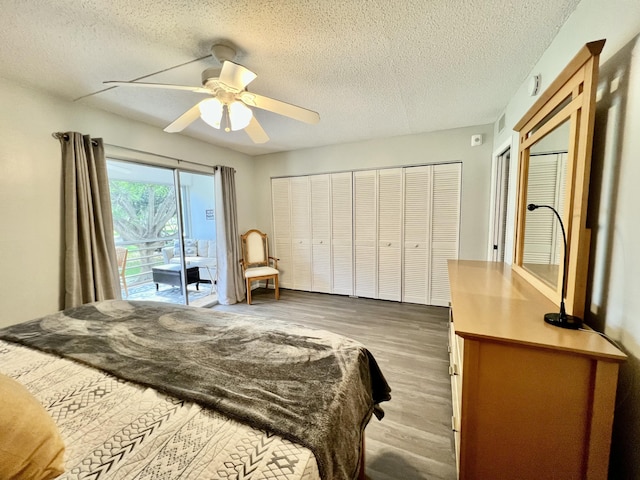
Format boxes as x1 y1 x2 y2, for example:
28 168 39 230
109 181 178 241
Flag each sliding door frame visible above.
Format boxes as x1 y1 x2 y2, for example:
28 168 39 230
107 156 215 306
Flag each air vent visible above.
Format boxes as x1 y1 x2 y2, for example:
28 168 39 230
498 113 506 133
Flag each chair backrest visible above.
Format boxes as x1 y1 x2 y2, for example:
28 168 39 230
241 229 269 268
115 247 128 270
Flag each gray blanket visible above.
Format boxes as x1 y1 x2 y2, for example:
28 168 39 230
0 300 391 480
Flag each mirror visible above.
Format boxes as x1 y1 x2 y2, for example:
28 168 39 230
521 119 570 288
513 40 605 319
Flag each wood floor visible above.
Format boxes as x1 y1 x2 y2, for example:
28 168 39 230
212 288 457 480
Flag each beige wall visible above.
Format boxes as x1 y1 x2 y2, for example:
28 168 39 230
251 124 494 262
492 0 640 476
0 77 253 327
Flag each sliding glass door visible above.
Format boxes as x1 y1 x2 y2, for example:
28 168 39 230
176 171 216 306
107 160 216 306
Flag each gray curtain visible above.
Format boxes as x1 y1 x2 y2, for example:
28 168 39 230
59 132 120 308
214 166 245 304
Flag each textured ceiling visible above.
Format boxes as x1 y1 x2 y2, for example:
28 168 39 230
0 0 581 156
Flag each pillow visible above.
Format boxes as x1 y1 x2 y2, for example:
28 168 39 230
174 238 197 256
207 240 217 258
197 239 208 257
0 373 65 480
197 239 216 258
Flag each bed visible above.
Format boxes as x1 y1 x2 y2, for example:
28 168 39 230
0 300 390 480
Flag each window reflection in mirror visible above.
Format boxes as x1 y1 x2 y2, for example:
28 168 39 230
522 119 571 288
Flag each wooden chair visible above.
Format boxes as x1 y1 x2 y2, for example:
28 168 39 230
239 229 279 305
116 247 128 298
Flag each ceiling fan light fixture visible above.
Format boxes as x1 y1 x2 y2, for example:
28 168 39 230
199 98 223 129
228 101 253 131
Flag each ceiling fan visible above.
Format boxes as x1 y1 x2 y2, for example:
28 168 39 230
104 44 320 144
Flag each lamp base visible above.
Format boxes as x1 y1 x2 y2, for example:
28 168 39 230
544 312 583 329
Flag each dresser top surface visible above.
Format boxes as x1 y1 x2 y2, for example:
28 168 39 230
448 260 625 361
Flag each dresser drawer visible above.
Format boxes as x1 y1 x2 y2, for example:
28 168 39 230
449 307 462 477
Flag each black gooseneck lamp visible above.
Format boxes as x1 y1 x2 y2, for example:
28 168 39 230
527 203 583 329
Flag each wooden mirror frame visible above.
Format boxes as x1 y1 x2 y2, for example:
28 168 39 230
513 40 605 318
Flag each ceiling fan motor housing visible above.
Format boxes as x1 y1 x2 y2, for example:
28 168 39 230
202 67 222 86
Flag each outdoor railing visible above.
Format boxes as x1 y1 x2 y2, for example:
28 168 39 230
117 238 176 287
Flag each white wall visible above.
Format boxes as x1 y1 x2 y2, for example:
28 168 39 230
252 124 494 262
0 77 253 327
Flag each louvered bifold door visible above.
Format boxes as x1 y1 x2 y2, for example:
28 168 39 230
310 174 331 293
403 166 432 304
523 154 559 265
430 163 461 306
377 168 403 301
331 172 353 295
271 178 293 288
354 170 377 299
553 153 568 265
290 176 312 291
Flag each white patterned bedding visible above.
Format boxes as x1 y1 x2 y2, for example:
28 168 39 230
0 340 320 480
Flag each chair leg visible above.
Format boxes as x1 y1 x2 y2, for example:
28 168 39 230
246 278 252 305
121 274 128 298
274 275 279 300
265 278 269 290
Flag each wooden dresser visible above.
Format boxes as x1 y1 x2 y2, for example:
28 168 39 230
448 260 625 480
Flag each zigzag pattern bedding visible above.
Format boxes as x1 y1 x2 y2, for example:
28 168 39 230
0 340 320 480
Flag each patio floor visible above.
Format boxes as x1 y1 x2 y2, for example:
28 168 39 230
121 280 217 307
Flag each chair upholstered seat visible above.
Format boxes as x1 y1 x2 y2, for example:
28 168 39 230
239 229 279 305
244 266 279 278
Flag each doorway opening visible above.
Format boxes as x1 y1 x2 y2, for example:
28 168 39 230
488 146 510 262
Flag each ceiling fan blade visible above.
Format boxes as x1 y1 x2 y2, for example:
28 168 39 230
164 102 204 133
239 92 320 124
104 80 210 94
244 116 269 144
219 61 257 91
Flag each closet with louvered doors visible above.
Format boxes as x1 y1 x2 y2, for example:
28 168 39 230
270 162 461 306
523 152 567 266
289 176 312 290
401 163 462 306
271 177 293 288
330 172 353 296
430 163 462 306
403 165 432 304
377 168 403 301
310 174 331 293
353 170 378 299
